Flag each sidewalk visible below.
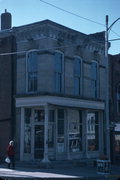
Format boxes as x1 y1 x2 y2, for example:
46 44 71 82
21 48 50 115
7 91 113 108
0 163 120 179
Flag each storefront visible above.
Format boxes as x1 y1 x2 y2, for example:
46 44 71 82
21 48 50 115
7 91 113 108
16 95 105 162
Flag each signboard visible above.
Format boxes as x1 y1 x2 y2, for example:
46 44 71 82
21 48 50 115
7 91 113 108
97 160 111 174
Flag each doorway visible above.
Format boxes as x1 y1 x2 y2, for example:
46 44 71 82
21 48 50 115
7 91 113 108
34 109 44 159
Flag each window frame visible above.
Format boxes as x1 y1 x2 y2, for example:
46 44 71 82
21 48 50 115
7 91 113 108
26 49 38 93
54 51 64 94
91 60 99 98
74 56 83 96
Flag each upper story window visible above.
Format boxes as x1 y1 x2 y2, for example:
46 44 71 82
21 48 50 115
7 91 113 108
26 50 38 93
91 61 99 98
74 56 82 96
117 84 120 113
54 51 64 93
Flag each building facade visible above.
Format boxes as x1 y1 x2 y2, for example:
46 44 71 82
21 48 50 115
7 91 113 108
13 20 107 162
110 54 120 164
0 33 16 159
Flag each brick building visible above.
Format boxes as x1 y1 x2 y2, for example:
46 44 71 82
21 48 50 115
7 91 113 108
110 54 120 164
13 20 107 162
0 11 108 162
0 10 16 159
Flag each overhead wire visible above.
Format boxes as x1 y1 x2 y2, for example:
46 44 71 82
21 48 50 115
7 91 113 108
39 0 104 27
39 0 120 38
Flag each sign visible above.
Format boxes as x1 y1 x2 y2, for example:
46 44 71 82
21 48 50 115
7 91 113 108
97 160 111 174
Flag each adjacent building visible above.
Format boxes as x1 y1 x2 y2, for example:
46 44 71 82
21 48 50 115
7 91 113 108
110 54 120 164
0 10 16 159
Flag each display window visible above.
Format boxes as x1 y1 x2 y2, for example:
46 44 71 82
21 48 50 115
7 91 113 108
24 108 32 153
87 112 99 151
69 110 82 152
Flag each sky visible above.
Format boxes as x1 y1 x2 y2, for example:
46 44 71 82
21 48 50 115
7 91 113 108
0 0 119 55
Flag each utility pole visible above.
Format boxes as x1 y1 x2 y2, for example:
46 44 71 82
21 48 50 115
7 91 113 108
105 15 120 160
105 15 110 160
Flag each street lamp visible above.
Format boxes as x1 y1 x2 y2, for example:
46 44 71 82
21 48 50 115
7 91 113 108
105 15 120 160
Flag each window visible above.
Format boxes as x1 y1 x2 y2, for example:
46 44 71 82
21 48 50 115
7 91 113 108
74 57 82 95
27 50 38 92
24 108 31 153
87 112 99 151
117 84 120 112
54 52 64 93
69 110 82 152
91 61 98 98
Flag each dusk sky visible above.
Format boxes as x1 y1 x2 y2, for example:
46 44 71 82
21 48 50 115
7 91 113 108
0 0 119 55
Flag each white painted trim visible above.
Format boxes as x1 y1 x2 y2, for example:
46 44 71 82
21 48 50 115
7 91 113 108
16 95 104 110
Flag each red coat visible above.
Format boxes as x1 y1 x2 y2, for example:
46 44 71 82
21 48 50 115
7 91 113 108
7 145 15 156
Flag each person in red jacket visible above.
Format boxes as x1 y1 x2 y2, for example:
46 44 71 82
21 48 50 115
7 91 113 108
7 140 15 169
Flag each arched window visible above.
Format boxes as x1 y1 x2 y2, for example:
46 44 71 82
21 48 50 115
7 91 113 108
26 50 38 92
54 51 64 93
117 84 120 113
74 56 82 95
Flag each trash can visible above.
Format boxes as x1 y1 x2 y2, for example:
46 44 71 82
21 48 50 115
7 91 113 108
97 159 111 174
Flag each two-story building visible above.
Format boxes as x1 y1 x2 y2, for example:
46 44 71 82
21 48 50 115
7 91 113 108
12 20 107 162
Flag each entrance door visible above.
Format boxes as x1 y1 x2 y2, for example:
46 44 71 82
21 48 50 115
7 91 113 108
34 125 44 159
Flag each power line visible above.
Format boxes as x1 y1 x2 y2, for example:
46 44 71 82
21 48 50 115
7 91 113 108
39 0 120 38
39 0 104 27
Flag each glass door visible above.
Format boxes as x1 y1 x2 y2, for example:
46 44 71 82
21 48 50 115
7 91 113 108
34 125 44 159
34 109 44 159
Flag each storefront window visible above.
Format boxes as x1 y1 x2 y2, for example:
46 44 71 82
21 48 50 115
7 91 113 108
57 109 64 153
48 110 55 148
69 110 82 152
87 112 99 151
24 108 31 153
115 134 120 153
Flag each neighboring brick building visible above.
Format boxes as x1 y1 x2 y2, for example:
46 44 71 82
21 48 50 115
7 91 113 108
110 54 120 164
0 33 16 160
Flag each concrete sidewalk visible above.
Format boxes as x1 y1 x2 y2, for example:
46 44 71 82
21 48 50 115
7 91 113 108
0 163 120 179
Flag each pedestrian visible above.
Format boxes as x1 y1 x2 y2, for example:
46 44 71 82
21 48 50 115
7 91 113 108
7 140 15 169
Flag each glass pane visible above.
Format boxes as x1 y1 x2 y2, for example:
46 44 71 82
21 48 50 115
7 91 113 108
74 58 81 76
34 125 44 159
87 112 99 151
115 135 120 153
55 52 62 73
69 110 82 152
58 109 64 119
28 72 37 92
48 124 54 148
34 110 44 123
27 51 37 72
49 110 54 122
24 109 31 153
